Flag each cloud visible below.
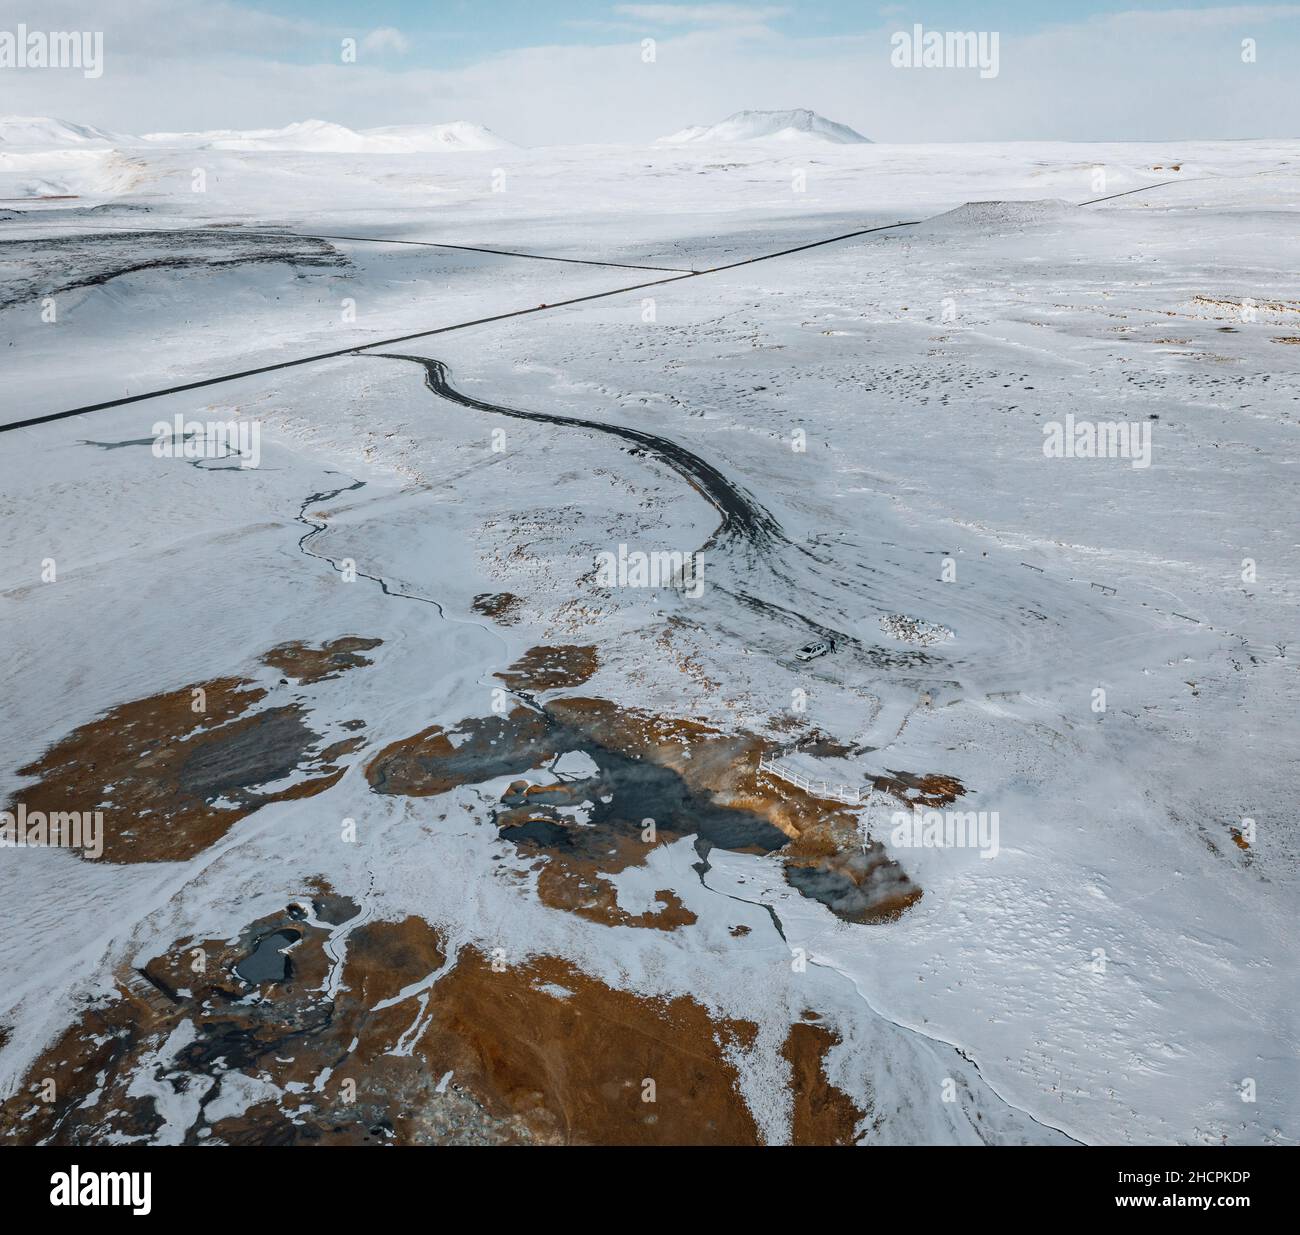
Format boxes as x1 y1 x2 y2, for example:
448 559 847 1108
1 1 1298 145
0 0 329 59
1100 3 1300 28
361 27 409 56
612 4 789 24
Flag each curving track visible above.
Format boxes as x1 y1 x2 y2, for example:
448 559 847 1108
377 352 785 554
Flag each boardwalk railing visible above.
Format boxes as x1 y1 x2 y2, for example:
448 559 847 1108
757 754 866 806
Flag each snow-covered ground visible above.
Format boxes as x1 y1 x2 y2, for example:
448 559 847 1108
1 117 1296 1145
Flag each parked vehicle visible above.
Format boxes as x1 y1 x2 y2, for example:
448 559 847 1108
795 639 833 662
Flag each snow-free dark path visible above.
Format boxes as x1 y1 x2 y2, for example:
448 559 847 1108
378 352 783 553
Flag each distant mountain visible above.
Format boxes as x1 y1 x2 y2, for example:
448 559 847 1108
141 119 366 152
359 122 515 152
0 116 124 147
658 109 870 146
141 119 517 153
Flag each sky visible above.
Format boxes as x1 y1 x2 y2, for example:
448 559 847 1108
2 1 1298 144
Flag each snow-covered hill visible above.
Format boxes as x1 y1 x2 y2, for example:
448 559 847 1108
0 116 125 147
141 118 516 153
358 121 515 152
658 108 870 146
0 113 518 155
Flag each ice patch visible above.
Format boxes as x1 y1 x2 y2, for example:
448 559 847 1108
552 750 601 779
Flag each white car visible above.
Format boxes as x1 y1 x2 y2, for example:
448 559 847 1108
795 639 833 662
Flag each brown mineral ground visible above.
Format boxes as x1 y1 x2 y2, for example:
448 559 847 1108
319 735 367 762
495 643 599 691
1 903 475 1146
534 864 698 930
366 707 557 797
4 637 379 863
415 947 760 1144
366 659 960 926
471 591 524 624
544 698 934 922
261 635 381 684
783 1021 866 1145
0 899 794 1147
498 782 700 930
870 769 965 807
367 699 780 930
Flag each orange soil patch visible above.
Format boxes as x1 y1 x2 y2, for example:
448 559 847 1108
368 701 757 931
0 904 765 1146
535 863 698 930
783 1021 865 1145
497 782 700 931
5 638 378 863
546 696 792 816
319 735 366 761
370 693 949 925
414 948 759 1145
1 907 500 1147
542 698 928 921
261 635 381 684
366 707 556 797
870 770 966 807
495 644 599 691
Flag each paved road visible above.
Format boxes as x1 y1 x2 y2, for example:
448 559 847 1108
1 173 1221 435
0 220 917 432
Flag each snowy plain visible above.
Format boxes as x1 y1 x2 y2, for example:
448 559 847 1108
1 116 1297 1145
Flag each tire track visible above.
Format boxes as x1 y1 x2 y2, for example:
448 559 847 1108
374 353 883 655
375 352 785 554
